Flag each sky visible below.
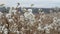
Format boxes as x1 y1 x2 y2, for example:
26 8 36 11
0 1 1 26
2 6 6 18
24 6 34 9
0 0 60 8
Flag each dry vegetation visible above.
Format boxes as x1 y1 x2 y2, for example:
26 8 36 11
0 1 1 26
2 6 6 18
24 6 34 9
0 9 60 34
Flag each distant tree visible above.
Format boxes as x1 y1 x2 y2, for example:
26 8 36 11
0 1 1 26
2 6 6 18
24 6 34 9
50 10 53 13
0 4 4 6
0 4 7 13
54 7 59 12
38 9 42 12
31 4 34 7
6 7 10 13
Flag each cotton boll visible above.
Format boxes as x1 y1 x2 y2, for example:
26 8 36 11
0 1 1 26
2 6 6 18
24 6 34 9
12 10 17 13
44 26 48 30
53 17 57 23
6 13 12 19
56 19 60 26
11 24 18 33
16 31 20 34
44 24 50 33
8 19 13 22
21 27 25 31
48 24 53 29
12 16 15 19
2 25 5 30
23 8 27 13
37 24 41 30
45 28 50 34
38 19 41 22
28 9 32 13
44 25 50 34
44 24 49 29
12 10 17 15
0 31 2 33
14 23 17 26
53 22 57 26
53 17 57 20
24 9 35 22
20 15 24 21
42 14 45 19
24 12 29 19
54 27 58 30
3 28 8 34
37 26 42 31
37 24 44 31
57 19 60 21
50 23 54 26
5 24 8 27
41 12 44 14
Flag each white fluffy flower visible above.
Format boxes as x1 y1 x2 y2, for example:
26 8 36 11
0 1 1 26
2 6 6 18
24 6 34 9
21 27 25 31
8 19 13 22
37 26 42 31
48 24 53 29
53 17 57 23
28 9 32 12
3 28 8 34
45 28 50 34
20 15 24 21
16 31 20 34
37 24 44 31
6 13 11 19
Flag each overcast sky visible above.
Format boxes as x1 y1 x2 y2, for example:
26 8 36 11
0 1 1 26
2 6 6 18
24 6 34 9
0 0 60 8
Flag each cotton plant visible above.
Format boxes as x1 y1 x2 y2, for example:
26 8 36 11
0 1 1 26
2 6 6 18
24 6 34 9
0 22 3 33
3 28 8 34
46 17 60 31
24 9 34 20
0 24 8 34
16 31 20 34
24 9 35 26
8 18 14 23
0 18 8 33
45 28 50 34
20 15 25 21
37 16 58 34
53 17 57 23
0 8 60 34
38 12 46 23
28 9 35 24
6 13 12 19
24 11 30 20
56 19 60 26
52 17 59 26
12 9 17 15
48 24 53 29
44 24 51 34
55 19 60 31
9 23 18 33
37 23 44 31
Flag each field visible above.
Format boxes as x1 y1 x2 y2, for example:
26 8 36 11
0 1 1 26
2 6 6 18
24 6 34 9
0 9 60 34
